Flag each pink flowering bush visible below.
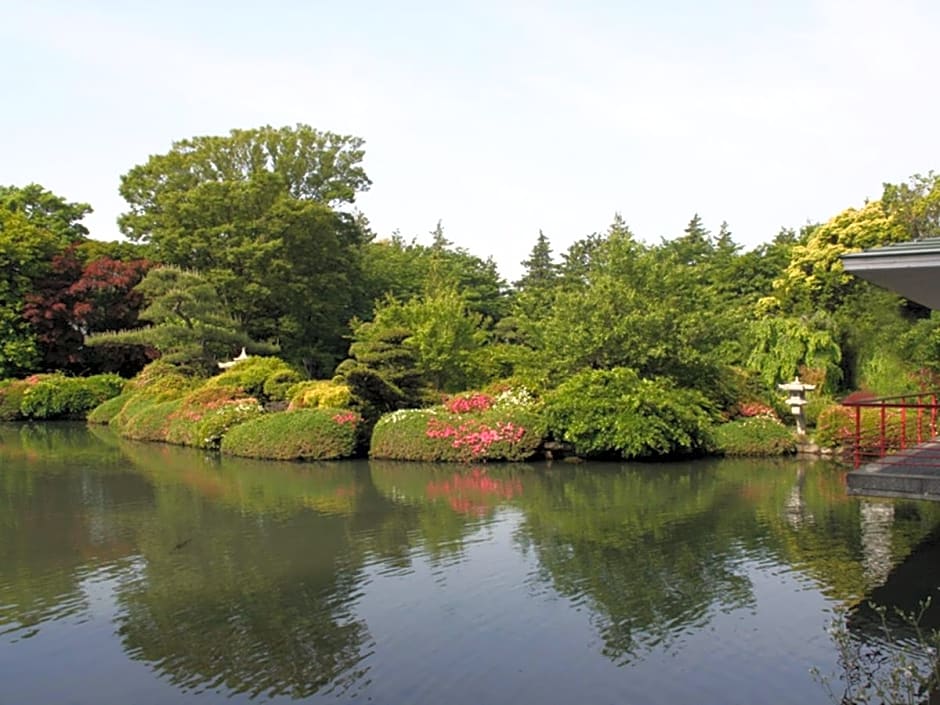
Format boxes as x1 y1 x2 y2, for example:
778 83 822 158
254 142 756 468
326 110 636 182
734 401 778 420
444 392 494 414
370 391 545 462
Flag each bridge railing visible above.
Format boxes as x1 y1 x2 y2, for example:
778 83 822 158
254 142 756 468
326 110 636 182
841 393 940 469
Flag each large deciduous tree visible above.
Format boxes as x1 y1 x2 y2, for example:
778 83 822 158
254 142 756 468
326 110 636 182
0 185 92 377
117 124 371 376
22 248 154 374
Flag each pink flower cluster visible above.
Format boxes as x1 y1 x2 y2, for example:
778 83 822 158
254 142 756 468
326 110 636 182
737 402 777 420
426 468 524 515
426 418 526 458
444 393 494 414
332 411 359 425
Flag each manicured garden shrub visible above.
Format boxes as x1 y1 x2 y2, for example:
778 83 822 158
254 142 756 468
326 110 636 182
287 379 352 410
120 398 184 442
19 373 124 420
221 408 362 460
87 393 132 425
165 386 264 449
712 417 796 456
544 367 715 459
262 368 304 402
815 402 904 452
370 388 546 462
127 359 200 399
203 356 302 403
0 379 31 421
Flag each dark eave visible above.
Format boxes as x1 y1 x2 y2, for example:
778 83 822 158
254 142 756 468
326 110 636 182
841 238 940 310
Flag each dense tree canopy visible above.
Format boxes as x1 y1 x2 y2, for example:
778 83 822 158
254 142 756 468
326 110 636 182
0 185 93 376
86 267 274 372
6 129 940 447
117 125 371 375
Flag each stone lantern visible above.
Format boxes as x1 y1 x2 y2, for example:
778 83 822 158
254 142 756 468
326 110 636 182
778 376 815 437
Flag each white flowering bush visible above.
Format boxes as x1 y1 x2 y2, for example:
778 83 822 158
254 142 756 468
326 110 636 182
194 398 265 450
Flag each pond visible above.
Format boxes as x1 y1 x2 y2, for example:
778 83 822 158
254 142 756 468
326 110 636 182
2 422 940 705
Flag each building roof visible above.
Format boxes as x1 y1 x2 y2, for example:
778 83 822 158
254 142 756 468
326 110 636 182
841 237 940 309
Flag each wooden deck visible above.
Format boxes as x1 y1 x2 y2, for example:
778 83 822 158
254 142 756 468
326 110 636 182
847 440 940 501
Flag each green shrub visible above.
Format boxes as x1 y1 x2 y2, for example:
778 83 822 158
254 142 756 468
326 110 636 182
262 368 304 402
165 386 264 449
204 356 302 403
128 360 200 400
19 374 125 420
0 379 30 421
287 379 352 410
804 394 835 429
713 417 796 456
370 388 546 462
815 402 905 451
221 408 362 460
110 394 160 434
87 393 132 425
120 398 184 442
544 368 715 459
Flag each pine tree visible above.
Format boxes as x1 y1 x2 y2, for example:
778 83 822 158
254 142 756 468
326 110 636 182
515 230 557 291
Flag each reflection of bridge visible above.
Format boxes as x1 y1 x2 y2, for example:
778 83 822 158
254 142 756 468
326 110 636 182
845 524 940 705
844 394 940 502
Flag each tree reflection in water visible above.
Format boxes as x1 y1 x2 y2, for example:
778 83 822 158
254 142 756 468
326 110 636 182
5 427 940 703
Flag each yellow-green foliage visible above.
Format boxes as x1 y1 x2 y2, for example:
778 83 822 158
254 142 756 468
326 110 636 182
221 408 361 460
87 393 132 425
713 418 796 456
127 360 200 400
120 399 184 442
107 362 196 434
20 374 124 420
287 379 352 410
203 356 303 403
0 379 32 420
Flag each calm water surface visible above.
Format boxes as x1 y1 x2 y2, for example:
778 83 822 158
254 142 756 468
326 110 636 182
2 422 940 705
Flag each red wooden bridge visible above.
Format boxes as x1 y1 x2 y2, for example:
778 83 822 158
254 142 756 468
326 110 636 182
843 393 940 501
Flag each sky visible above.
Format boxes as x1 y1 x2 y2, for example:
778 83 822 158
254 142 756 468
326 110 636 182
3 0 940 281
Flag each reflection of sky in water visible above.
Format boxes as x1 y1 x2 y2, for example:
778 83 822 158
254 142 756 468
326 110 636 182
355 508 838 705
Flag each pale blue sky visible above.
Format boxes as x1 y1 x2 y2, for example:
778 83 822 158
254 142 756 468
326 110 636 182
3 0 939 280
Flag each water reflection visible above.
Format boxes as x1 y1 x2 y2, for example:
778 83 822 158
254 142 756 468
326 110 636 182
3 424 940 704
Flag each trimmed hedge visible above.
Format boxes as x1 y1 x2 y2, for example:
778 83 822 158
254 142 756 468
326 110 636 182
370 390 546 462
120 398 184 442
87 393 132 425
16 374 124 420
287 379 352 410
165 387 264 449
712 417 796 456
203 356 303 403
126 359 200 399
221 408 362 460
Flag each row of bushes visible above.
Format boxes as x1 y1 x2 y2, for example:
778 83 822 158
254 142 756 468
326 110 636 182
0 374 124 421
89 358 363 461
3 358 818 463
